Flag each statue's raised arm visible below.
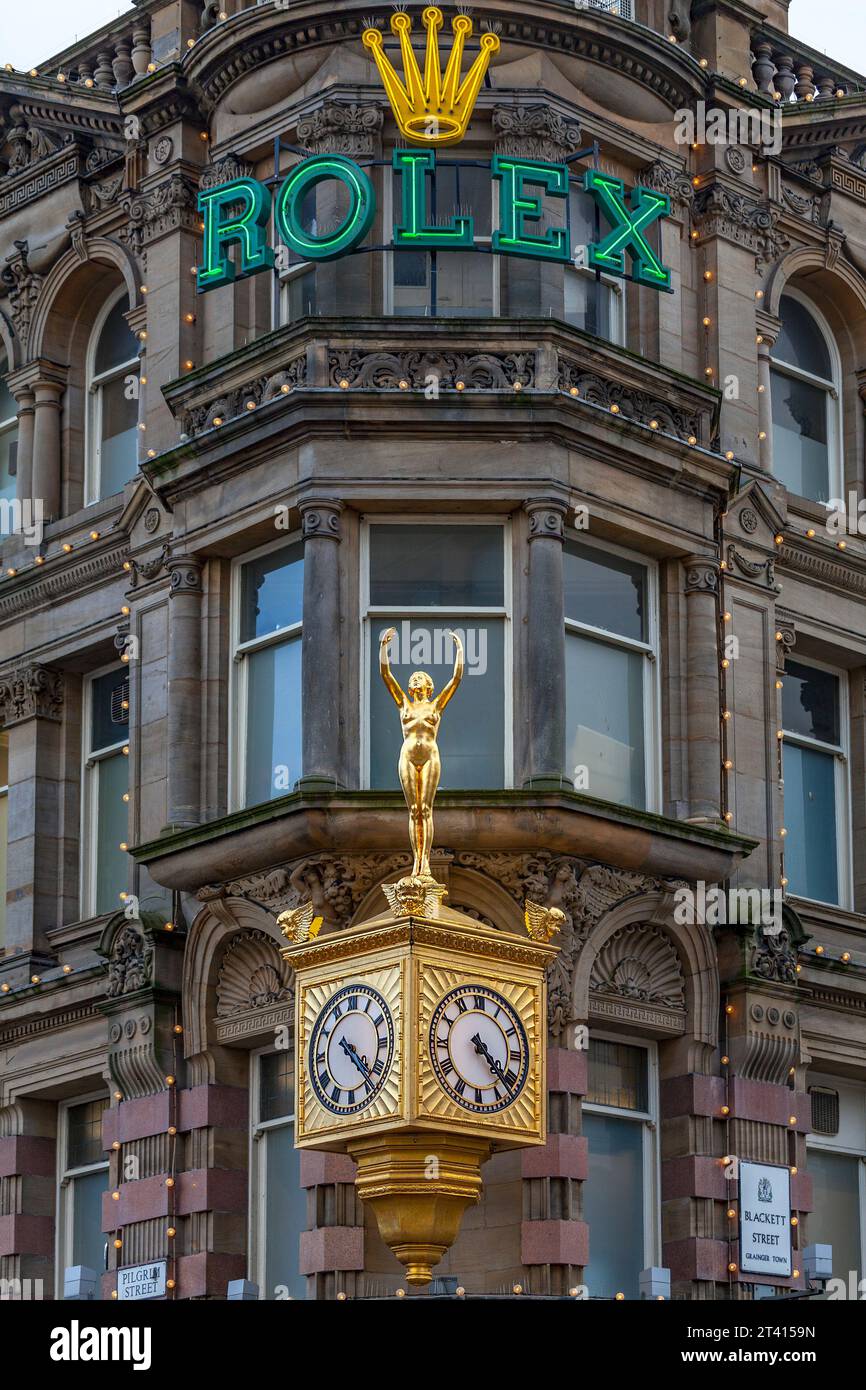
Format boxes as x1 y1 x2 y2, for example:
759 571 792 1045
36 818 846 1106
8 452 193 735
434 631 464 713
379 627 406 708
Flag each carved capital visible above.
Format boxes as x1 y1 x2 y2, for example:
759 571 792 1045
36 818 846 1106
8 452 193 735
300 498 343 541
168 557 204 595
524 497 567 542
683 558 720 595
775 609 796 672
297 104 383 157
492 106 581 163
0 663 64 727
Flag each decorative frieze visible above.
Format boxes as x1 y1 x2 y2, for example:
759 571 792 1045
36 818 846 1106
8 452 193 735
179 357 307 438
724 544 776 589
640 159 695 210
558 357 705 443
199 154 254 191
1 242 42 353
328 348 535 392
692 185 791 269
119 173 199 257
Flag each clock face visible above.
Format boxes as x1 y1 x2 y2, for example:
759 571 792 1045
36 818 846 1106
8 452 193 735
308 983 396 1116
429 983 530 1114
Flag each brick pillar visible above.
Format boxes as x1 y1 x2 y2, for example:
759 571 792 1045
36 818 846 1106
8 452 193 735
520 1047 589 1294
299 1151 364 1299
522 497 568 790
0 1099 55 1299
0 663 65 982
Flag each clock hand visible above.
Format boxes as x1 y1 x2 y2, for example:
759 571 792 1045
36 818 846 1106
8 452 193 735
470 1032 511 1089
339 1036 373 1081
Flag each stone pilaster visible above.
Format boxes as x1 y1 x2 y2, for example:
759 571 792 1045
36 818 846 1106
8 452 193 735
298 499 345 791
166 557 203 828
0 664 65 978
756 314 780 475
683 558 723 824
521 1048 588 1295
299 1150 364 1298
522 498 568 790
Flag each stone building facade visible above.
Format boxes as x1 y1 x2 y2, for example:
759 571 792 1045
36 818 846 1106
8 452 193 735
0 0 865 1300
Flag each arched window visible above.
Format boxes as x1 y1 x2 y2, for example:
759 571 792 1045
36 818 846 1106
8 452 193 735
0 357 18 505
771 291 842 504
86 289 140 503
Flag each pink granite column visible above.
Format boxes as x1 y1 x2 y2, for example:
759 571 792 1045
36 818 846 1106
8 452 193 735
520 1047 589 1294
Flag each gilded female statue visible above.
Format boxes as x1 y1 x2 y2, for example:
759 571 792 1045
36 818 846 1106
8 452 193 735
379 627 464 881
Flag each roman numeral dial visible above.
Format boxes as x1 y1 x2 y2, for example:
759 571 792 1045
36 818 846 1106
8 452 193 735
427 982 530 1116
308 981 396 1118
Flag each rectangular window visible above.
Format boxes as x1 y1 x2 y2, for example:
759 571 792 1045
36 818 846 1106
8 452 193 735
782 659 849 906
233 537 304 808
583 1036 658 1299
388 161 498 317
57 1095 109 1297
83 668 129 918
0 731 7 952
564 536 658 809
807 1075 866 1287
565 187 625 344
250 1050 306 1300
363 520 509 789
276 183 317 328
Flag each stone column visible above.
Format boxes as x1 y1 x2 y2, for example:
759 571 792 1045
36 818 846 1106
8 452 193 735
523 498 568 789
166 558 203 828
0 664 65 980
299 1151 364 1298
756 315 780 475
11 385 34 502
521 1048 589 1295
31 378 64 521
683 558 722 824
298 499 344 791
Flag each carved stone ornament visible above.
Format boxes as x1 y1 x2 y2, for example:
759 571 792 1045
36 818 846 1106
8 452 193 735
168 558 203 595
726 544 776 590
201 853 411 926
774 609 796 672
684 562 719 595
107 924 154 998
558 358 704 444
1 240 42 352
492 106 582 162
591 922 685 1010
640 160 695 210
3 107 58 174
329 348 535 392
525 497 567 541
179 357 307 437
297 104 384 157
152 136 174 166
751 922 797 985
215 930 294 1042
739 507 759 534
199 153 253 191
692 185 791 269
119 173 199 258
300 500 342 541
0 664 64 727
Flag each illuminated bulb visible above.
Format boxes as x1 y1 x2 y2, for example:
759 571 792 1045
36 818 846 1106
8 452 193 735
0 984 9 993
165 1074 176 1086
815 944 823 954
805 91 814 102
164 921 174 932
122 793 130 803
725 450 734 460
339 380 349 391
6 567 16 577
138 330 147 341
721 1055 729 1065
140 376 147 386
395 1288 406 1298
122 745 129 756
758 383 765 393
649 419 659 429
737 76 747 86
775 680 783 690
184 360 194 370
456 1287 466 1298
111 1290 118 1300
723 611 731 621
790 1166 798 1176
721 658 729 668
725 1004 734 1015
723 759 733 770
280 383 292 394
668 33 677 42
615 1292 625 1301
84 77 94 88
699 57 709 68
184 312 196 324
123 560 132 571
722 709 732 721
704 367 714 377
29 68 37 76
114 1091 123 1101
792 1268 800 1279
756 334 763 345
727 1208 736 1219
777 730 784 740
688 434 697 445
788 1115 797 1126
690 230 698 240
455 380 466 392
780 827 787 837
57 72 66 82
513 380 523 392
112 1141 121 1150
728 1262 738 1273
147 62 156 73
119 892 128 901
63 542 73 553
759 430 766 440
837 540 847 550
842 952 851 962
724 811 733 824
775 631 783 641
173 1023 183 1034
569 386 579 397
119 842 128 852
721 1105 730 1115
114 1238 123 1249
774 533 784 545
336 1291 347 1301
199 131 209 141
806 528 815 538
703 270 713 282
791 1216 799 1227
167 1226 177 1238
836 89 845 98
31 974 41 984
783 878 790 888
112 1191 120 1201
187 38 195 48
63 964 72 974
692 176 700 187
167 1279 176 1290
212 416 223 426
35 555 45 565
165 1177 175 1188
702 316 711 326
245 400 256 411
512 1284 523 1295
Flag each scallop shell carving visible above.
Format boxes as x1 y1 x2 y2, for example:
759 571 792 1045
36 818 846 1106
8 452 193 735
591 924 684 1010
216 929 292 1018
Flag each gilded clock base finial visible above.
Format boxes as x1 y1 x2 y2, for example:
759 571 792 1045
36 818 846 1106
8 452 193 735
348 1131 492 1286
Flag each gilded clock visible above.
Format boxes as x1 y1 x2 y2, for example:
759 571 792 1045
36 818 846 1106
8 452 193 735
429 983 529 1114
309 982 395 1116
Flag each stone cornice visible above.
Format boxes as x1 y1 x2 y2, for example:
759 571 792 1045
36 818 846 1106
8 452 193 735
779 542 866 596
0 542 130 623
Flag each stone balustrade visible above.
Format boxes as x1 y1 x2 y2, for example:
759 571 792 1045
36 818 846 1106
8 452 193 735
31 14 154 90
750 33 859 104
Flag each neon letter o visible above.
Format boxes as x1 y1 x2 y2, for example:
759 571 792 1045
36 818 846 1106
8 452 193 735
275 155 376 262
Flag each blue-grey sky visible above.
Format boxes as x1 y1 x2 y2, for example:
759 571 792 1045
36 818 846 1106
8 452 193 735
1 1 864 81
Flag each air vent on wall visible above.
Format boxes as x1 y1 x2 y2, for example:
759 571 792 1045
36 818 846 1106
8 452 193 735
810 1086 840 1136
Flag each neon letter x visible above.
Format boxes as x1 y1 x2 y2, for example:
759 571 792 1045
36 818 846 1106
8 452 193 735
583 170 671 289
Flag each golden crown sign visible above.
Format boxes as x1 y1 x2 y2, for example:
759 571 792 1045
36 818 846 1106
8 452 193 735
363 6 500 146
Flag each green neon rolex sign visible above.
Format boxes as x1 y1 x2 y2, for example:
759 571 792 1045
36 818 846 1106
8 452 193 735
196 150 671 293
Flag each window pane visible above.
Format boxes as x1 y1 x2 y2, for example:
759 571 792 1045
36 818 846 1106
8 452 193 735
583 1112 645 1299
564 270 614 339
264 1123 306 1299
0 363 16 423
587 1039 648 1111
284 269 316 322
369 617 504 789
240 541 303 643
98 374 139 497
771 368 830 503
808 1150 862 1284
774 296 832 381
0 423 17 505
783 662 839 747
566 632 646 807
94 297 137 375
433 251 494 318
91 671 129 753
370 526 503 607
245 636 302 805
782 743 838 904
67 1098 108 1168
260 1050 294 1123
564 541 645 641
72 1169 109 1278
95 753 129 915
